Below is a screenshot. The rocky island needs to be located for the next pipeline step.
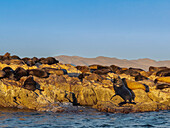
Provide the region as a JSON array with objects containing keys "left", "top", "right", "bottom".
[{"left": 0, "top": 53, "right": 169, "bottom": 113}]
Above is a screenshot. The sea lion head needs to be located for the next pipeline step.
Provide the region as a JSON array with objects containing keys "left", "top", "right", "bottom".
[{"left": 112, "top": 76, "right": 123, "bottom": 88}]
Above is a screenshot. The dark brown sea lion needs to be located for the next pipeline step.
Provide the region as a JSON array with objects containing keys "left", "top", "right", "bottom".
[
  {"left": 40, "top": 57, "right": 59, "bottom": 65},
  {"left": 2, "top": 60, "right": 11, "bottom": 65},
  {"left": 2, "top": 67, "right": 15, "bottom": 80},
  {"left": 3, "top": 52, "right": 10, "bottom": 60},
  {"left": 22, "top": 57, "right": 34, "bottom": 66},
  {"left": 85, "top": 73, "right": 103, "bottom": 82},
  {"left": 156, "top": 69, "right": 170, "bottom": 77},
  {"left": 10, "top": 55, "right": 21, "bottom": 60},
  {"left": 32, "top": 57, "right": 39, "bottom": 63},
  {"left": 0, "top": 55, "right": 4, "bottom": 61},
  {"left": 156, "top": 84, "right": 170, "bottom": 90},
  {"left": 149, "top": 66, "right": 168, "bottom": 74},
  {"left": 129, "top": 67, "right": 144, "bottom": 72},
  {"left": 27, "top": 69, "right": 48, "bottom": 78},
  {"left": 122, "top": 78, "right": 135, "bottom": 101},
  {"left": 110, "top": 65, "right": 123, "bottom": 74},
  {"left": 123, "top": 68, "right": 141, "bottom": 77},
  {"left": 15, "top": 67, "right": 28, "bottom": 81},
  {"left": 42, "top": 67, "right": 67, "bottom": 75},
  {"left": 9, "top": 59, "right": 25, "bottom": 65},
  {"left": 123, "top": 79, "right": 149, "bottom": 92},
  {"left": 110, "top": 76, "right": 134, "bottom": 105},
  {"left": 93, "top": 68, "right": 112, "bottom": 75},
  {"left": 22, "top": 57, "right": 30, "bottom": 62},
  {"left": 22, "top": 76, "right": 36, "bottom": 91},
  {"left": 76, "top": 66, "right": 90, "bottom": 73},
  {"left": 135, "top": 74, "right": 148, "bottom": 81}
]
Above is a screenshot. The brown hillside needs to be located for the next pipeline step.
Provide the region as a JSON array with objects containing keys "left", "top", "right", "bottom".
[{"left": 55, "top": 55, "right": 170, "bottom": 71}]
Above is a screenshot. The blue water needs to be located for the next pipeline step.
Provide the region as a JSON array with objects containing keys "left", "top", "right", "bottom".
[{"left": 0, "top": 106, "right": 169, "bottom": 128}]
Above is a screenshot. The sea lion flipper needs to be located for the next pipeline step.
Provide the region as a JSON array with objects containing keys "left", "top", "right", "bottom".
[{"left": 110, "top": 94, "right": 117, "bottom": 100}]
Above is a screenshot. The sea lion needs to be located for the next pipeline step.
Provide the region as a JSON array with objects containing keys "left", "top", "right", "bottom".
[
  {"left": 89, "top": 65, "right": 105, "bottom": 70},
  {"left": 9, "top": 59, "right": 25, "bottom": 65},
  {"left": 129, "top": 67, "right": 144, "bottom": 72},
  {"left": 85, "top": 73, "right": 103, "bottom": 82},
  {"left": 110, "top": 76, "right": 133, "bottom": 104},
  {"left": 42, "top": 67, "right": 67, "bottom": 75},
  {"left": 123, "top": 68, "right": 140, "bottom": 77},
  {"left": 32, "top": 57, "right": 39, "bottom": 63},
  {"left": 110, "top": 65, "right": 123, "bottom": 74},
  {"left": 10, "top": 55, "right": 21, "bottom": 60},
  {"left": 22, "top": 76, "right": 36, "bottom": 91},
  {"left": 15, "top": 67, "right": 28, "bottom": 81},
  {"left": 39, "top": 57, "right": 59, "bottom": 65},
  {"left": 27, "top": 69, "right": 48, "bottom": 78},
  {"left": 2, "top": 67, "right": 15, "bottom": 80},
  {"left": 22, "top": 57, "right": 34, "bottom": 66},
  {"left": 76, "top": 66, "right": 90, "bottom": 73},
  {"left": 124, "top": 79, "right": 149, "bottom": 92},
  {"left": 156, "top": 69, "right": 170, "bottom": 77},
  {"left": 0, "top": 55, "right": 4, "bottom": 61},
  {"left": 89, "top": 65, "right": 110, "bottom": 72},
  {"left": 123, "top": 79, "right": 149, "bottom": 92},
  {"left": 93, "top": 68, "right": 112, "bottom": 75},
  {"left": 22, "top": 57, "right": 30, "bottom": 62},
  {"left": 135, "top": 74, "right": 148, "bottom": 81},
  {"left": 3, "top": 52, "right": 10, "bottom": 60},
  {"left": 149, "top": 66, "right": 168, "bottom": 75},
  {"left": 156, "top": 84, "right": 170, "bottom": 90},
  {"left": 155, "top": 77, "right": 170, "bottom": 84},
  {"left": 122, "top": 78, "right": 135, "bottom": 101}
]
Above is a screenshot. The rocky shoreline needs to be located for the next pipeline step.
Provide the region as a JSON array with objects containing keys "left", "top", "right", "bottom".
[{"left": 0, "top": 53, "right": 169, "bottom": 113}]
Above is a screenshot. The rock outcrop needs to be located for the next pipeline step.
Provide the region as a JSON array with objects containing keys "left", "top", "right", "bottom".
[{"left": 0, "top": 53, "right": 169, "bottom": 113}]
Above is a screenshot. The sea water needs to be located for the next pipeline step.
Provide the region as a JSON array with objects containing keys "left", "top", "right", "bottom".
[{"left": 0, "top": 105, "right": 169, "bottom": 128}]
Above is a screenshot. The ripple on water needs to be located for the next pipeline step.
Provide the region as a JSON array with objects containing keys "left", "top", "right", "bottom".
[{"left": 0, "top": 107, "right": 169, "bottom": 128}]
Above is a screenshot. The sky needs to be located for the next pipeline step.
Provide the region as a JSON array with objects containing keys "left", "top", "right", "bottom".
[{"left": 0, "top": 0, "right": 170, "bottom": 60}]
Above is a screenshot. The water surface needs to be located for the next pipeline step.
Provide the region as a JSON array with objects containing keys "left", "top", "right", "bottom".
[{"left": 0, "top": 105, "right": 169, "bottom": 128}]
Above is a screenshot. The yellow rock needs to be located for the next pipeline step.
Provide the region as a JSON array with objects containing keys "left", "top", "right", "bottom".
[{"left": 156, "top": 77, "right": 170, "bottom": 83}]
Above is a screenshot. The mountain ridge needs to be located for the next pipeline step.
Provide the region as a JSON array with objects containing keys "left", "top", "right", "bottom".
[{"left": 55, "top": 55, "right": 170, "bottom": 71}]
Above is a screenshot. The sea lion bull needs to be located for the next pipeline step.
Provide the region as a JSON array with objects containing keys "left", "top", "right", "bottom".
[{"left": 110, "top": 76, "right": 133, "bottom": 105}]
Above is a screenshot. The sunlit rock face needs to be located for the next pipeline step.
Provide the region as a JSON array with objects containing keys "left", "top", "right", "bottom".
[{"left": 0, "top": 53, "right": 169, "bottom": 113}]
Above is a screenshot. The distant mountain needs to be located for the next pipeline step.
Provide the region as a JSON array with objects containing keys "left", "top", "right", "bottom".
[{"left": 55, "top": 55, "right": 170, "bottom": 71}]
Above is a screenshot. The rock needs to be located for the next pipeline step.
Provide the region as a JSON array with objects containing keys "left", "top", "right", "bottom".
[{"left": 0, "top": 53, "right": 169, "bottom": 113}]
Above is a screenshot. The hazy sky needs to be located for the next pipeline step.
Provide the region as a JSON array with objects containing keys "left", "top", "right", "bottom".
[{"left": 0, "top": 0, "right": 170, "bottom": 60}]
